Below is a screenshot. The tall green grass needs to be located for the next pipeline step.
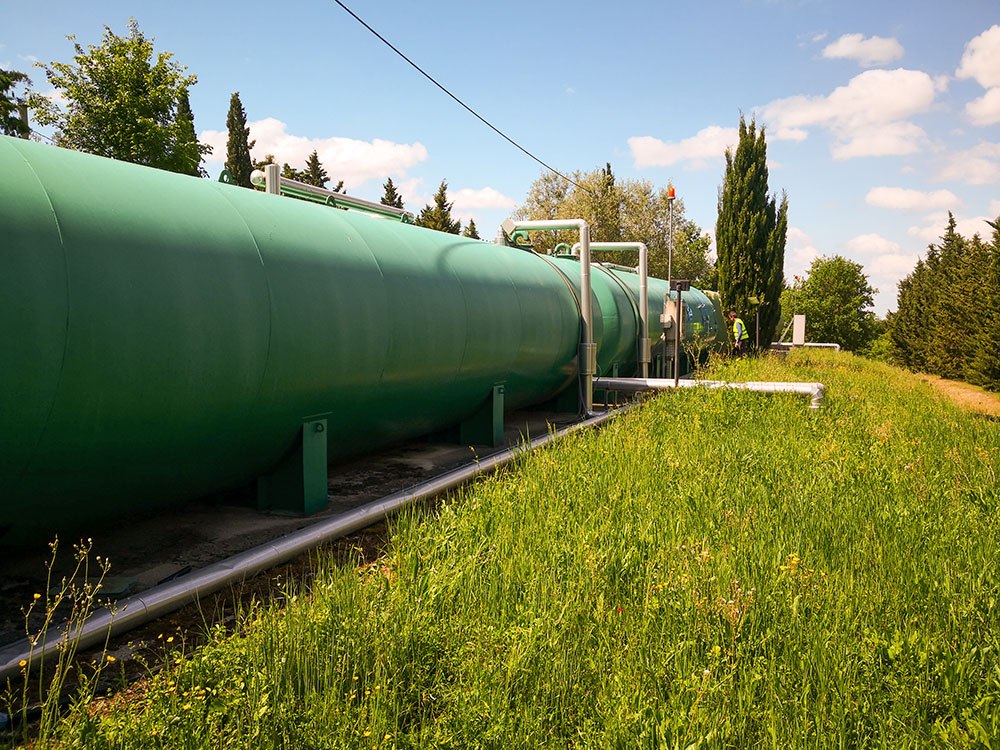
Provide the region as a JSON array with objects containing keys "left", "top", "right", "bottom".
[{"left": 22, "top": 351, "right": 1000, "bottom": 748}]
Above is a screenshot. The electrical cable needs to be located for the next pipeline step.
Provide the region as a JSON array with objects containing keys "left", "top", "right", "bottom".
[{"left": 331, "top": 0, "right": 593, "bottom": 195}]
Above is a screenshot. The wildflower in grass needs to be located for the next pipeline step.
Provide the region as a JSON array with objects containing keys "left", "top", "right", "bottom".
[
  {"left": 33, "top": 593, "right": 41, "bottom": 600},
  {"left": 106, "top": 655, "right": 116, "bottom": 663},
  {"left": 167, "top": 636, "right": 174, "bottom": 643},
  {"left": 18, "top": 660, "right": 26, "bottom": 667}
]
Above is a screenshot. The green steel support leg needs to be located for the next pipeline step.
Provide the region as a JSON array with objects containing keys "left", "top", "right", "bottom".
[
  {"left": 460, "top": 383, "right": 505, "bottom": 448},
  {"left": 257, "top": 416, "right": 329, "bottom": 515}
]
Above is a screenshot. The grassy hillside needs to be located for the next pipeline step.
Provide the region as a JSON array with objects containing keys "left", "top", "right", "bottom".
[{"left": 14, "top": 351, "right": 1000, "bottom": 748}]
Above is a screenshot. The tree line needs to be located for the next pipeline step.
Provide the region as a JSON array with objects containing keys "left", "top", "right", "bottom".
[
  {"left": 2, "top": 20, "right": 481, "bottom": 238},
  {"left": 889, "top": 215, "right": 1000, "bottom": 390}
]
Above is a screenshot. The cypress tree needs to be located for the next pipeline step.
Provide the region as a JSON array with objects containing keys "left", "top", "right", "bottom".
[
  {"left": 416, "top": 180, "right": 462, "bottom": 234},
  {"left": 381, "top": 177, "right": 405, "bottom": 208},
  {"left": 463, "top": 219, "right": 480, "bottom": 240},
  {"left": 225, "top": 92, "right": 253, "bottom": 188},
  {"left": 716, "top": 116, "right": 786, "bottom": 349},
  {"left": 170, "top": 87, "right": 206, "bottom": 177}
]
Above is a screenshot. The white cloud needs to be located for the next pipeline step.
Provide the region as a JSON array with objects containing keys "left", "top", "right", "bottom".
[
  {"left": 935, "top": 142, "right": 1000, "bottom": 185},
  {"left": 865, "top": 186, "right": 962, "bottom": 213},
  {"left": 762, "top": 68, "right": 935, "bottom": 160},
  {"left": 822, "top": 33, "right": 904, "bottom": 67},
  {"left": 934, "top": 75, "right": 950, "bottom": 93},
  {"left": 957, "top": 26, "right": 1000, "bottom": 128},
  {"left": 786, "top": 226, "right": 812, "bottom": 245},
  {"left": 449, "top": 186, "right": 517, "bottom": 222},
  {"left": 812, "top": 32, "right": 828, "bottom": 43},
  {"left": 956, "top": 25, "right": 1000, "bottom": 89},
  {"left": 199, "top": 118, "right": 428, "bottom": 189},
  {"left": 566, "top": 87, "right": 576, "bottom": 96},
  {"left": 785, "top": 245, "right": 820, "bottom": 281},
  {"left": 966, "top": 87, "right": 1000, "bottom": 126},
  {"left": 628, "top": 126, "right": 738, "bottom": 170},
  {"left": 846, "top": 233, "right": 901, "bottom": 255},
  {"left": 907, "top": 210, "right": 995, "bottom": 243}
]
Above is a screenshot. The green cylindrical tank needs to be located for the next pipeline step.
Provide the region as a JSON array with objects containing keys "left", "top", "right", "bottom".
[{"left": 0, "top": 136, "right": 583, "bottom": 540}]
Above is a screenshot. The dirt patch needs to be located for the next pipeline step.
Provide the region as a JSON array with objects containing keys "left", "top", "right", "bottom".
[{"left": 918, "top": 374, "right": 1000, "bottom": 417}]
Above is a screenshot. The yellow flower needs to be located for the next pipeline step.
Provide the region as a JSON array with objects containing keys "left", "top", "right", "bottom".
[
  {"left": 33, "top": 593, "right": 41, "bottom": 600},
  {"left": 167, "top": 636, "right": 174, "bottom": 643},
  {"left": 18, "top": 660, "right": 27, "bottom": 667},
  {"left": 106, "top": 655, "right": 116, "bottom": 663}
]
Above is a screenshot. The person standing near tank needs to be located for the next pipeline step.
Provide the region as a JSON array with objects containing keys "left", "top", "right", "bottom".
[{"left": 729, "top": 311, "right": 750, "bottom": 355}]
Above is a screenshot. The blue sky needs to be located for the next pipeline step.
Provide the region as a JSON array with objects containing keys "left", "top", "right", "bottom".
[{"left": 4, "top": 0, "right": 999, "bottom": 314}]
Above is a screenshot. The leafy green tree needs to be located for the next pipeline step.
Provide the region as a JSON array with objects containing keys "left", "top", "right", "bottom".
[
  {"left": 416, "top": 180, "right": 462, "bottom": 234},
  {"left": 782, "top": 255, "right": 877, "bottom": 352},
  {"left": 514, "top": 168, "right": 713, "bottom": 285},
  {"left": 0, "top": 68, "right": 31, "bottom": 137},
  {"left": 716, "top": 115, "right": 786, "bottom": 349},
  {"left": 381, "top": 177, "right": 405, "bottom": 208},
  {"left": 225, "top": 92, "right": 254, "bottom": 187},
  {"left": 29, "top": 20, "right": 210, "bottom": 174},
  {"left": 463, "top": 219, "right": 481, "bottom": 240}
]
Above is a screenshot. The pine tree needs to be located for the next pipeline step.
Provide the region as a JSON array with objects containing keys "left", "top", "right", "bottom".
[
  {"left": 968, "top": 218, "right": 1000, "bottom": 390},
  {"left": 463, "top": 219, "right": 480, "bottom": 240},
  {"left": 381, "top": 177, "right": 405, "bottom": 208},
  {"left": 416, "top": 180, "right": 462, "bottom": 234},
  {"left": 225, "top": 92, "right": 254, "bottom": 188},
  {"left": 170, "top": 87, "right": 207, "bottom": 177},
  {"left": 298, "top": 150, "right": 343, "bottom": 191},
  {"left": 716, "top": 116, "right": 786, "bottom": 349}
]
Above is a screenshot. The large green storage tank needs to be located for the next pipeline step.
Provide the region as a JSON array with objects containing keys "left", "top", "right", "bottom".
[{"left": 0, "top": 137, "right": 588, "bottom": 540}]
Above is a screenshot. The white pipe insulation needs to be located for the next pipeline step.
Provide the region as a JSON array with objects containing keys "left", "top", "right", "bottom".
[{"left": 594, "top": 377, "right": 827, "bottom": 410}]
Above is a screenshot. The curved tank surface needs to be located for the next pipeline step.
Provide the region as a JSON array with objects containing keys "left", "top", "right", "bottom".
[{"left": 0, "top": 135, "right": 724, "bottom": 541}]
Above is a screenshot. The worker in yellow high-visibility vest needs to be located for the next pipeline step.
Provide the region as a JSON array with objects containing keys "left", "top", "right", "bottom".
[{"left": 728, "top": 310, "right": 750, "bottom": 355}]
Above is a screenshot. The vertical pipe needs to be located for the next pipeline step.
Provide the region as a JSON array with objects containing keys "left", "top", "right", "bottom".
[
  {"left": 674, "top": 293, "right": 681, "bottom": 387},
  {"left": 638, "top": 243, "right": 649, "bottom": 378},
  {"left": 264, "top": 163, "right": 280, "bottom": 195},
  {"left": 579, "top": 223, "right": 594, "bottom": 414}
]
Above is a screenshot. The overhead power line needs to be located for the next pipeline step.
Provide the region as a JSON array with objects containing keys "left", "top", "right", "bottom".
[{"left": 331, "top": 0, "right": 592, "bottom": 195}]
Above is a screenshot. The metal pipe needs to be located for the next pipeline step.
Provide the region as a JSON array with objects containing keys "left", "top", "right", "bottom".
[
  {"left": 251, "top": 170, "right": 415, "bottom": 223},
  {"left": 595, "top": 376, "right": 826, "bottom": 410},
  {"left": 572, "top": 241, "right": 650, "bottom": 378},
  {"left": 770, "top": 342, "right": 842, "bottom": 352},
  {"left": 0, "top": 407, "right": 630, "bottom": 681},
  {"left": 501, "top": 218, "right": 594, "bottom": 414}
]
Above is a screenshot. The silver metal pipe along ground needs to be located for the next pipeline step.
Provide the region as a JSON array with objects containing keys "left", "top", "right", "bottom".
[
  {"left": 595, "top": 377, "right": 826, "bottom": 410},
  {"left": 0, "top": 408, "right": 627, "bottom": 681},
  {"left": 771, "top": 342, "right": 842, "bottom": 352}
]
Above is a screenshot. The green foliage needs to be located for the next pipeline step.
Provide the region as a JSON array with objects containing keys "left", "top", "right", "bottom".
[
  {"left": 781, "top": 255, "right": 878, "bottom": 352},
  {"left": 969, "top": 220, "right": 1000, "bottom": 390},
  {"left": 29, "top": 20, "right": 211, "bottom": 175},
  {"left": 416, "top": 180, "right": 461, "bottom": 234},
  {"left": 890, "top": 213, "right": 1000, "bottom": 389},
  {"left": 462, "top": 218, "right": 480, "bottom": 240},
  {"left": 39, "top": 352, "right": 1000, "bottom": 747},
  {"left": 0, "top": 68, "right": 31, "bottom": 137},
  {"left": 380, "top": 177, "right": 404, "bottom": 209},
  {"left": 298, "top": 149, "right": 342, "bottom": 191},
  {"left": 515, "top": 166, "right": 714, "bottom": 285},
  {"left": 172, "top": 88, "right": 205, "bottom": 177},
  {"left": 716, "top": 115, "right": 786, "bottom": 349},
  {"left": 225, "top": 92, "right": 254, "bottom": 188}
]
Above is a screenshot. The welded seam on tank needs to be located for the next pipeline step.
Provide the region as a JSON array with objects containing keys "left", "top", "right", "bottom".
[
  {"left": 9, "top": 144, "right": 72, "bottom": 490},
  {"left": 214, "top": 186, "right": 275, "bottom": 422}
]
